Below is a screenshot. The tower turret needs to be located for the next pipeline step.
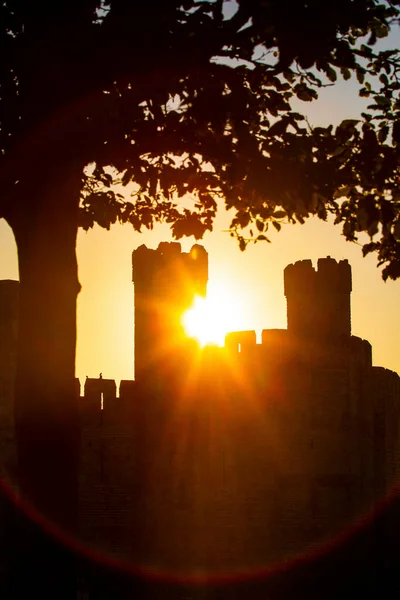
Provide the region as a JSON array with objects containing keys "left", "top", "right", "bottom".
[
  {"left": 284, "top": 257, "right": 352, "bottom": 339},
  {"left": 132, "top": 242, "right": 208, "bottom": 381}
]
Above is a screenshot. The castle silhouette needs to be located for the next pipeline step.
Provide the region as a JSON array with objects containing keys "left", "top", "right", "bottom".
[{"left": 0, "top": 242, "right": 399, "bottom": 578}]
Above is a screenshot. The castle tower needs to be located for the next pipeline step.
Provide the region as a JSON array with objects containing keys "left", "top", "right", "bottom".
[
  {"left": 284, "top": 257, "right": 352, "bottom": 339},
  {"left": 132, "top": 242, "right": 208, "bottom": 381}
]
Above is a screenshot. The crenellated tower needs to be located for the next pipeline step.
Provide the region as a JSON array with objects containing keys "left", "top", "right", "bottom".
[
  {"left": 132, "top": 242, "right": 208, "bottom": 381},
  {"left": 284, "top": 257, "right": 352, "bottom": 339}
]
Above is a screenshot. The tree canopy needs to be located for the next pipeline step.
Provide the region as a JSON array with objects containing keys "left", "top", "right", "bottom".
[{"left": 1, "top": 0, "right": 400, "bottom": 278}]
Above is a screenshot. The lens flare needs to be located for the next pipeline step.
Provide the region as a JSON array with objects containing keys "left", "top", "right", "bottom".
[{"left": 182, "top": 282, "right": 246, "bottom": 347}]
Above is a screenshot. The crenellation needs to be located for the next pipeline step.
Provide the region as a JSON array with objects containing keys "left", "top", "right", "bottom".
[
  {"left": 83, "top": 377, "right": 116, "bottom": 401},
  {"left": 284, "top": 257, "right": 352, "bottom": 339},
  {"left": 80, "top": 378, "right": 116, "bottom": 426},
  {"left": 225, "top": 330, "right": 257, "bottom": 352},
  {"left": 118, "top": 379, "right": 136, "bottom": 400},
  {"left": 316, "top": 257, "right": 352, "bottom": 294}
]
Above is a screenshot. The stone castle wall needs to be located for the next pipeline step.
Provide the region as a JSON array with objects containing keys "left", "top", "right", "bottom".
[
  {"left": 75, "top": 333, "right": 400, "bottom": 575},
  {"left": 1, "top": 254, "right": 400, "bottom": 577}
]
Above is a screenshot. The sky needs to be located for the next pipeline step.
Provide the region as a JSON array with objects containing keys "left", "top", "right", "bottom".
[{"left": 1, "top": 18, "right": 400, "bottom": 386}]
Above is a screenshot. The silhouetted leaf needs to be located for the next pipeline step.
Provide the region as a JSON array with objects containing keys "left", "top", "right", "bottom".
[
  {"left": 333, "top": 185, "right": 351, "bottom": 199},
  {"left": 325, "top": 65, "right": 337, "bottom": 82},
  {"left": 368, "top": 221, "right": 379, "bottom": 237},
  {"left": 272, "top": 221, "right": 281, "bottom": 231},
  {"left": 378, "top": 125, "right": 389, "bottom": 143},
  {"left": 341, "top": 67, "right": 351, "bottom": 81},
  {"left": 356, "top": 69, "right": 365, "bottom": 84},
  {"left": 379, "top": 74, "right": 389, "bottom": 86},
  {"left": 266, "top": 119, "right": 289, "bottom": 137},
  {"left": 295, "top": 84, "right": 318, "bottom": 102},
  {"left": 239, "top": 238, "right": 247, "bottom": 251},
  {"left": 256, "top": 219, "right": 264, "bottom": 232}
]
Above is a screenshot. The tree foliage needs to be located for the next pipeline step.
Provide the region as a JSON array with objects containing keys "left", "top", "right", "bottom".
[{"left": 1, "top": 0, "right": 400, "bottom": 281}]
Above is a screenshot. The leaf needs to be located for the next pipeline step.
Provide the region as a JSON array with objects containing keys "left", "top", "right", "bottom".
[
  {"left": 359, "top": 87, "right": 370, "bottom": 98},
  {"left": 332, "top": 145, "right": 345, "bottom": 157},
  {"left": 362, "top": 242, "right": 378, "bottom": 257},
  {"left": 356, "top": 69, "right": 365, "bottom": 84},
  {"left": 272, "top": 210, "right": 286, "bottom": 218},
  {"left": 296, "top": 87, "right": 318, "bottom": 102},
  {"left": 333, "top": 185, "right": 351, "bottom": 199},
  {"left": 339, "top": 119, "right": 359, "bottom": 129},
  {"left": 256, "top": 234, "right": 270, "bottom": 242},
  {"left": 379, "top": 73, "right": 389, "bottom": 86},
  {"left": 341, "top": 67, "right": 351, "bottom": 81},
  {"left": 343, "top": 221, "right": 354, "bottom": 238},
  {"left": 393, "top": 121, "right": 400, "bottom": 144},
  {"left": 375, "top": 95, "right": 391, "bottom": 109},
  {"left": 325, "top": 65, "right": 337, "bottom": 82},
  {"left": 378, "top": 125, "right": 389, "bottom": 143},
  {"left": 375, "top": 23, "right": 389, "bottom": 39},
  {"left": 283, "top": 70, "right": 295, "bottom": 83},
  {"left": 239, "top": 238, "right": 247, "bottom": 251},
  {"left": 290, "top": 112, "right": 305, "bottom": 121},
  {"left": 368, "top": 221, "right": 379, "bottom": 237},
  {"left": 272, "top": 221, "right": 281, "bottom": 231},
  {"left": 256, "top": 219, "right": 264, "bottom": 232},
  {"left": 266, "top": 119, "right": 289, "bottom": 137},
  {"left": 356, "top": 207, "right": 369, "bottom": 231},
  {"left": 237, "top": 212, "right": 250, "bottom": 228}
]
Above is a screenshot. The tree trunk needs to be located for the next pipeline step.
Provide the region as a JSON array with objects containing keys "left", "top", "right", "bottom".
[{"left": 9, "top": 166, "right": 82, "bottom": 599}]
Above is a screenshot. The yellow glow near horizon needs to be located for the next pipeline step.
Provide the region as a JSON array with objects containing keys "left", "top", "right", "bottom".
[{"left": 182, "top": 282, "right": 246, "bottom": 347}]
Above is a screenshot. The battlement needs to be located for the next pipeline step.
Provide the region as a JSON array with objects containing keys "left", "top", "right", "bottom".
[
  {"left": 284, "top": 257, "right": 352, "bottom": 297},
  {"left": 80, "top": 378, "right": 139, "bottom": 402},
  {"left": 284, "top": 257, "right": 352, "bottom": 339},
  {"left": 221, "top": 328, "right": 373, "bottom": 377},
  {"left": 79, "top": 378, "right": 139, "bottom": 427},
  {"left": 132, "top": 242, "right": 208, "bottom": 296}
]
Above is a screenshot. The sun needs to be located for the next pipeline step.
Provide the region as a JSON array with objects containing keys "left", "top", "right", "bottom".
[{"left": 182, "top": 281, "right": 246, "bottom": 347}]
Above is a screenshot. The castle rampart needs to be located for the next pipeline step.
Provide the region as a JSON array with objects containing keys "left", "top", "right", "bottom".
[{"left": 1, "top": 254, "right": 399, "bottom": 576}]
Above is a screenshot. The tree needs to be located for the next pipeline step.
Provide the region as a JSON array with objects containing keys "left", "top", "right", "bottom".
[{"left": 1, "top": 1, "right": 400, "bottom": 596}]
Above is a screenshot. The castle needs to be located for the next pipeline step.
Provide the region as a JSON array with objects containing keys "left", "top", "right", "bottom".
[{"left": 0, "top": 243, "right": 399, "bottom": 579}]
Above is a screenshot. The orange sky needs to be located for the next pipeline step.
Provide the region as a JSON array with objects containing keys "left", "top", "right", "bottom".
[
  {"left": 1, "top": 32, "right": 400, "bottom": 385},
  {"left": 2, "top": 204, "right": 399, "bottom": 385}
]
